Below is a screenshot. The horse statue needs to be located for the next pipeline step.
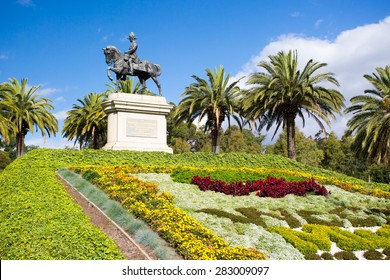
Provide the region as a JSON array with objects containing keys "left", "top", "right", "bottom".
[{"left": 103, "top": 45, "right": 162, "bottom": 96}]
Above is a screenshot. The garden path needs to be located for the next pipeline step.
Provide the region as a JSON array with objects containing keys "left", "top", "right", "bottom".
[{"left": 58, "top": 175, "right": 157, "bottom": 260}]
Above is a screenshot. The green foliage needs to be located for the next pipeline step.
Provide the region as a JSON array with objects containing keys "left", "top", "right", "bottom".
[
  {"left": 321, "top": 252, "right": 334, "bottom": 260},
  {"left": 171, "top": 166, "right": 307, "bottom": 184},
  {"left": 220, "top": 126, "right": 264, "bottom": 153},
  {"left": 174, "top": 65, "right": 242, "bottom": 153},
  {"left": 74, "top": 166, "right": 267, "bottom": 260},
  {"left": 0, "top": 150, "right": 11, "bottom": 170},
  {"left": 0, "top": 161, "right": 125, "bottom": 259},
  {"left": 333, "top": 251, "right": 358, "bottom": 260},
  {"left": 0, "top": 78, "right": 58, "bottom": 157},
  {"left": 267, "top": 224, "right": 390, "bottom": 255},
  {"left": 363, "top": 249, "right": 384, "bottom": 260},
  {"left": 383, "top": 247, "right": 390, "bottom": 256},
  {"left": 268, "top": 128, "right": 324, "bottom": 167},
  {"left": 304, "top": 254, "right": 322, "bottom": 260},
  {"left": 81, "top": 169, "right": 101, "bottom": 181},
  {"left": 267, "top": 227, "right": 319, "bottom": 255},
  {"left": 62, "top": 93, "right": 107, "bottom": 149},
  {"left": 345, "top": 65, "right": 390, "bottom": 166},
  {"left": 1, "top": 148, "right": 389, "bottom": 259},
  {"left": 241, "top": 50, "right": 344, "bottom": 160},
  {"left": 57, "top": 168, "right": 179, "bottom": 260},
  {"left": 171, "top": 138, "right": 191, "bottom": 153}
]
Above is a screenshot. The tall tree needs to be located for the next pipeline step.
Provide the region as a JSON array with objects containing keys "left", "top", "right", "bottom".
[
  {"left": 0, "top": 97, "right": 16, "bottom": 144},
  {"left": 268, "top": 128, "right": 324, "bottom": 167},
  {"left": 174, "top": 65, "right": 242, "bottom": 153},
  {"left": 0, "top": 78, "right": 58, "bottom": 157},
  {"left": 242, "top": 50, "right": 345, "bottom": 160},
  {"left": 221, "top": 125, "right": 264, "bottom": 153},
  {"left": 62, "top": 93, "right": 107, "bottom": 149},
  {"left": 105, "top": 76, "right": 155, "bottom": 95},
  {"left": 105, "top": 77, "right": 143, "bottom": 94},
  {"left": 317, "top": 131, "right": 345, "bottom": 171},
  {"left": 345, "top": 65, "right": 390, "bottom": 167}
]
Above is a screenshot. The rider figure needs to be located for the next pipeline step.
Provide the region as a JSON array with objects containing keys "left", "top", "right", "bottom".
[{"left": 124, "top": 32, "right": 141, "bottom": 75}]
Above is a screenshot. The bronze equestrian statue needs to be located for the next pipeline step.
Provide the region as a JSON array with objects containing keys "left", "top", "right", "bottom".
[{"left": 103, "top": 32, "right": 162, "bottom": 95}]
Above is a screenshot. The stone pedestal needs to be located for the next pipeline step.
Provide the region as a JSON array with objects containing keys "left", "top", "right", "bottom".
[{"left": 102, "top": 93, "right": 173, "bottom": 153}]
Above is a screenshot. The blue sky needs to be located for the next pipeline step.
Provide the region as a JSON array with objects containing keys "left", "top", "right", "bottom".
[{"left": 1, "top": 0, "right": 390, "bottom": 148}]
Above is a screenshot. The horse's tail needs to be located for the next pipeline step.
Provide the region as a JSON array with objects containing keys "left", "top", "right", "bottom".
[{"left": 154, "top": 64, "right": 162, "bottom": 76}]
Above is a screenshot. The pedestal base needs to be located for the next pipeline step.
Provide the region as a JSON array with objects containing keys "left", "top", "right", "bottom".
[{"left": 102, "top": 93, "right": 173, "bottom": 153}]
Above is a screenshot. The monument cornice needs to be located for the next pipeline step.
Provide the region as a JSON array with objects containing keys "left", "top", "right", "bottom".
[{"left": 102, "top": 93, "right": 173, "bottom": 115}]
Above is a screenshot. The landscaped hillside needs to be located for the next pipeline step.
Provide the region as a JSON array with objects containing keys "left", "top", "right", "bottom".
[{"left": 1, "top": 149, "right": 389, "bottom": 259}]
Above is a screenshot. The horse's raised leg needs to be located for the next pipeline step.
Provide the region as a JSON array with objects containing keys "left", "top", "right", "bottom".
[{"left": 115, "top": 73, "right": 123, "bottom": 92}]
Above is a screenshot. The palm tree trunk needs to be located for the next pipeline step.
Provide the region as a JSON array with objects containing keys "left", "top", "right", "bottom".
[
  {"left": 16, "top": 132, "right": 25, "bottom": 158},
  {"left": 211, "top": 127, "right": 220, "bottom": 154},
  {"left": 93, "top": 129, "right": 99, "bottom": 149},
  {"left": 286, "top": 115, "right": 296, "bottom": 160}
]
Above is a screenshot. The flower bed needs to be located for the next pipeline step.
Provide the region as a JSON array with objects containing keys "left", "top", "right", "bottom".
[
  {"left": 191, "top": 176, "right": 328, "bottom": 198},
  {"left": 2, "top": 149, "right": 389, "bottom": 260},
  {"left": 267, "top": 224, "right": 390, "bottom": 254},
  {"left": 73, "top": 166, "right": 267, "bottom": 260},
  {"left": 171, "top": 166, "right": 390, "bottom": 199}
]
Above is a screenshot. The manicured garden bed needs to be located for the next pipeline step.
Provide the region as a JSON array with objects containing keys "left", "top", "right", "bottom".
[{"left": 1, "top": 149, "right": 389, "bottom": 259}]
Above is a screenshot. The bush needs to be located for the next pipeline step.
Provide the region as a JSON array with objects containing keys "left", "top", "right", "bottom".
[
  {"left": 363, "top": 249, "right": 384, "bottom": 260},
  {"left": 191, "top": 175, "right": 328, "bottom": 198},
  {"left": 334, "top": 251, "right": 358, "bottom": 260},
  {"left": 383, "top": 247, "right": 390, "bottom": 256},
  {"left": 321, "top": 252, "right": 334, "bottom": 260},
  {"left": 305, "top": 254, "right": 322, "bottom": 260}
]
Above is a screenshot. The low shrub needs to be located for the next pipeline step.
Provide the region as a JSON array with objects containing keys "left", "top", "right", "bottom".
[
  {"left": 267, "top": 227, "right": 320, "bottom": 255},
  {"left": 363, "top": 249, "right": 384, "bottom": 260},
  {"left": 321, "top": 252, "right": 334, "bottom": 260},
  {"left": 333, "top": 251, "right": 358, "bottom": 260},
  {"left": 191, "top": 176, "right": 328, "bottom": 198},
  {"left": 383, "top": 247, "right": 390, "bottom": 256},
  {"left": 268, "top": 224, "right": 390, "bottom": 255},
  {"left": 304, "top": 254, "right": 322, "bottom": 260}
]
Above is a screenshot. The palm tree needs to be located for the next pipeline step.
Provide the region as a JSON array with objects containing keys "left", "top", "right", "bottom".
[
  {"left": 345, "top": 65, "right": 390, "bottom": 166},
  {"left": 105, "top": 77, "right": 143, "bottom": 94},
  {"left": 62, "top": 93, "right": 107, "bottom": 149},
  {"left": 241, "top": 50, "right": 345, "bottom": 160},
  {"left": 105, "top": 77, "right": 155, "bottom": 95},
  {"left": 0, "top": 89, "right": 16, "bottom": 144},
  {"left": 174, "top": 65, "right": 242, "bottom": 153},
  {"left": 1, "top": 78, "right": 58, "bottom": 157}
]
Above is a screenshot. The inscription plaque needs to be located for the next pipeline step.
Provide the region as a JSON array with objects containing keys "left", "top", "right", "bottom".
[{"left": 126, "top": 118, "right": 157, "bottom": 138}]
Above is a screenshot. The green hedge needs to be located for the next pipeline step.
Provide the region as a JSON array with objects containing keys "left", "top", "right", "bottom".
[
  {"left": 267, "top": 224, "right": 390, "bottom": 254},
  {"left": 0, "top": 159, "right": 125, "bottom": 259}
]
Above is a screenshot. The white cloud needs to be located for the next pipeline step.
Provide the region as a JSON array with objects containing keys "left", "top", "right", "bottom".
[
  {"left": 17, "top": 0, "right": 34, "bottom": 7},
  {"left": 55, "top": 96, "right": 65, "bottom": 102},
  {"left": 233, "top": 16, "right": 390, "bottom": 143},
  {"left": 36, "top": 87, "right": 57, "bottom": 96},
  {"left": 291, "top": 12, "right": 301, "bottom": 17},
  {"left": 53, "top": 110, "right": 68, "bottom": 120}
]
